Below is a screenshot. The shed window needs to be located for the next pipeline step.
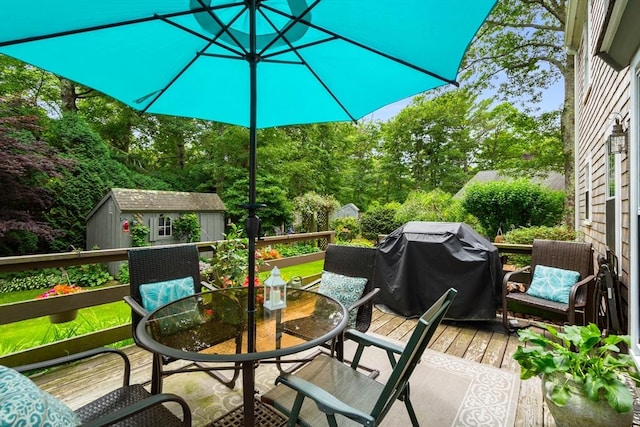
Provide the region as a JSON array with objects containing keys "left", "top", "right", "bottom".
[{"left": 158, "top": 214, "right": 172, "bottom": 237}]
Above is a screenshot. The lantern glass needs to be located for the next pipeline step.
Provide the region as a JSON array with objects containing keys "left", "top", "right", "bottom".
[
  {"left": 608, "top": 120, "right": 628, "bottom": 154},
  {"left": 263, "top": 266, "right": 287, "bottom": 310}
]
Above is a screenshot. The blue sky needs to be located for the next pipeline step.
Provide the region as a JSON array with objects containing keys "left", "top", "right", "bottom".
[{"left": 363, "top": 79, "right": 564, "bottom": 122}]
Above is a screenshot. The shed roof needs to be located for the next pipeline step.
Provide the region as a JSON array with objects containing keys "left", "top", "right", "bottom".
[{"left": 87, "top": 188, "right": 225, "bottom": 219}]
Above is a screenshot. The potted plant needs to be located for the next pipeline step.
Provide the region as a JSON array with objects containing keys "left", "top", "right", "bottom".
[
  {"left": 514, "top": 323, "right": 640, "bottom": 427},
  {"left": 37, "top": 284, "right": 83, "bottom": 323}
]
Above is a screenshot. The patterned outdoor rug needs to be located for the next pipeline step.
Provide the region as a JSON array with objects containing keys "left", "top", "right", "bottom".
[{"left": 161, "top": 340, "right": 520, "bottom": 427}]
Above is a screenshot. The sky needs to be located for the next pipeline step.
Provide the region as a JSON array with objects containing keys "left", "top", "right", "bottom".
[{"left": 363, "top": 78, "right": 565, "bottom": 122}]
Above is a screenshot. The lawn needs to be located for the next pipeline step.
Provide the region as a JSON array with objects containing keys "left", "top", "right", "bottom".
[{"left": 1, "top": 261, "right": 324, "bottom": 356}]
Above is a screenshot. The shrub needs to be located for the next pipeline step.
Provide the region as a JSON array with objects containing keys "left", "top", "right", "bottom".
[
  {"left": 360, "top": 202, "right": 402, "bottom": 240},
  {"left": 462, "top": 179, "right": 564, "bottom": 238},
  {"left": 173, "top": 213, "right": 201, "bottom": 242},
  {"left": 330, "top": 217, "right": 361, "bottom": 242},
  {"left": 0, "top": 273, "right": 62, "bottom": 293},
  {"left": 67, "top": 263, "right": 113, "bottom": 288},
  {"left": 503, "top": 225, "right": 578, "bottom": 266},
  {"left": 394, "top": 189, "right": 483, "bottom": 233},
  {"left": 118, "top": 263, "right": 130, "bottom": 284}
]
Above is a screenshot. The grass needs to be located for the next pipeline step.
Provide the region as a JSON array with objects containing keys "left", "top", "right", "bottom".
[{"left": 1, "top": 261, "right": 324, "bottom": 356}]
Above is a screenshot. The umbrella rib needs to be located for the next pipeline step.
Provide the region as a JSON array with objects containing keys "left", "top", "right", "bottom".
[
  {"left": 261, "top": 36, "right": 338, "bottom": 60},
  {"left": 158, "top": 14, "right": 245, "bottom": 59},
  {"left": 0, "top": 7, "right": 231, "bottom": 48},
  {"left": 194, "top": 0, "right": 249, "bottom": 55},
  {"left": 257, "top": 0, "right": 321, "bottom": 57},
  {"left": 138, "top": 43, "right": 214, "bottom": 113},
  {"left": 269, "top": 29, "right": 357, "bottom": 123},
  {"left": 263, "top": 8, "right": 459, "bottom": 87}
]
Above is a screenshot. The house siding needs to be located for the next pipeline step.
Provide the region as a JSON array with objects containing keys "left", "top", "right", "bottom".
[{"left": 571, "top": 0, "right": 632, "bottom": 330}]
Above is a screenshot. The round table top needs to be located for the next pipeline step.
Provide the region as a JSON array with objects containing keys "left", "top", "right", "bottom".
[{"left": 135, "top": 287, "right": 348, "bottom": 363}]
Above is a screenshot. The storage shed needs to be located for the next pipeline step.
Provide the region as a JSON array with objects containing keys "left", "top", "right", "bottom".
[{"left": 86, "top": 188, "right": 226, "bottom": 275}]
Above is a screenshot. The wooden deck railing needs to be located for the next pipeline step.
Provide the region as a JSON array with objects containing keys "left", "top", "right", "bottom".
[
  {"left": 0, "top": 234, "right": 531, "bottom": 367},
  {"left": 0, "top": 231, "right": 335, "bottom": 367}
]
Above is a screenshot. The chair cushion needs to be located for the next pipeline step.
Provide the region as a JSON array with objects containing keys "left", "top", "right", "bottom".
[
  {"left": 0, "top": 365, "right": 80, "bottom": 426},
  {"left": 318, "top": 271, "right": 368, "bottom": 327},
  {"left": 526, "top": 265, "right": 580, "bottom": 304},
  {"left": 140, "top": 276, "right": 195, "bottom": 312}
]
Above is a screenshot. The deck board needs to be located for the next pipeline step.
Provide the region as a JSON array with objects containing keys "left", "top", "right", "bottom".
[{"left": 25, "top": 308, "right": 631, "bottom": 426}]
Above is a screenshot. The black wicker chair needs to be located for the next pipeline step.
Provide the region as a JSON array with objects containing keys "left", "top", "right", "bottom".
[
  {"left": 280, "top": 244, "right": 379, "bottom": 364},
  {"left": 125, "top": 244, "right": 241, "bottom": 393},
  {"left": 502, "top": 239, "right": 596, "bottom": 333},
  {"left": 14, "top": 347, "right": 191, "bottom": 426}
]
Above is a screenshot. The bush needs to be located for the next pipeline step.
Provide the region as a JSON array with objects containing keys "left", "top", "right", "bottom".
[
  {"left": 173, "top": 213, "right": 201, "bottom": 242},
  {"left": 462, "top": 179, "right": 564, "bottom": 238},
  {"left": 360, "top": 202, "right": 402, "bottom": 240},
  {"left": 118, "top": 263, "right": 130, "bottom": 284},
  {"left": 503, "top": 225, "right": 578, "bottom": 266},
  {"left": 330, "top": 217, "right": 361, "bottom": 242},
  {"left": 504, "top": 225, "right": 577, "bottom": 245},
  {"left": 0, "top": 273, "right": 62, "bottom": 293},
  {"left": 66, "top": 263, "right": 113, "bottom": 288},
  {"left": 394, "top": 189, "right": 483, "bottom": 233}
]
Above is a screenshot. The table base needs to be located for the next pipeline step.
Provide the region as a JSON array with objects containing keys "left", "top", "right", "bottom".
[{"left": 207, "top": 400, "right": 286, "bottom": 427}]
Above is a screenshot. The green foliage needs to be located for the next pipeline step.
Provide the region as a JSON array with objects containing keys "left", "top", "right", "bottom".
[
  {"left": 293, "top": 192, "right": 340, "bottom": 233},
  {"left": 462, "top": 180, "right": 564, "bottom": 238},
  {"left": 272, "top": 242, "right": 321, "bottom": 258},
  {"left": 209, "top": 223, "right": 252, "bottom": 288},
  {"left": 360, "top": 202, "right": 402, "bottom": 240},
  {"left": 504, "top": 225, "right": 577, "bottom": 245},
  {"left": 394, "top": 189, "right": 483, "bottom": 233},
  {"left": 0, "top": 273, "right": 62, "bottom": 293},
  {"left": 117, "top": 263, "right": 130, "bottom": 284},
  {"left": 330, "top": 217, "right": 361, "bottom": 242},
  {"left": 130, "top": 214, "right": 150, "bottom": 247},
  {"left": 173, "top": 213, "right": 201, "bottom": 242},
  {"left": 42, "top": 113, "right": 171, "bottom": 252},
  {"left": 503, "top": 225, "right": 578, "bottom": 266},
  {"left": 514, "top": 324, "right": 640, "bottom": 413},
  {"left": 67, "top": 264, "right": 112, "bottom": 288}
]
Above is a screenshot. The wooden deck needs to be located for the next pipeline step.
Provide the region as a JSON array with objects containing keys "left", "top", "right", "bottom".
[{"left": 27, "top": 308, "right": 637, "bottom": 427}]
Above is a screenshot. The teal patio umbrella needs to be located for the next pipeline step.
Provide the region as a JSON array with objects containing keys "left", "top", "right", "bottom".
[{"left": 0, "top": 0, "right": 495, "bottom": 422}]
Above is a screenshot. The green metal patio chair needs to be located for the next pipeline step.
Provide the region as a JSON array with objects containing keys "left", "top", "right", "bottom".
[{"left": 262, "top": 288, "right": 457, "bottom": 427}]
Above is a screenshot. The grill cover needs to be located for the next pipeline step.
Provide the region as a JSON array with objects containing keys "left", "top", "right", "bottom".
[{"left": 375, "top": 221, "right": 502, "bottom": 320}]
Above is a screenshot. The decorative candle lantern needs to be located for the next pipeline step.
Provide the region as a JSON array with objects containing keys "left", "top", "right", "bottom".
[{"left": 263, "top": 266, "right": 287, "bottom": 310}]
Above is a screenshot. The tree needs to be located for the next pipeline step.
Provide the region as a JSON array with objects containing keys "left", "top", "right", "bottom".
[
  {"left": 381, "top": 89, "right": 482, "bottom": 197},
  {"left": 0, "top": 99, "right": 73, "bottom": 255},
  {"left": 463, "top": 0, "right": 573, "bottom": 225}
]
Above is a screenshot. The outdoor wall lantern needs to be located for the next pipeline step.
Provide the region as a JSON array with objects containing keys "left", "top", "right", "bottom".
[
  {"left": 263, "top": 266, "right": 287, "bottom": 310},
  {"left": 608, "top": 117, "right": 628, "bottom": 155}
]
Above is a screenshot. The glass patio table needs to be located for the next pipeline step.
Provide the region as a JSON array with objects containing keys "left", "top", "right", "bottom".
[{"left": 135, "top": 287, "right": 348, "bottom": 427}]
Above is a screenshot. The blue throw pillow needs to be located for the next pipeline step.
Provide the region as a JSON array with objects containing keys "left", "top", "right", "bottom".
[
  {"left": 318, "top": 271, "right": 368, "bottom": 327},
  {"left": 140, "top": 276, "right": 195, "bottom": 312},
  {"left": 526, "top": 265, "right": 580, "bottom": 304},
  {"left": 0, "top": 365, "right": 80, "bottom": 426}
]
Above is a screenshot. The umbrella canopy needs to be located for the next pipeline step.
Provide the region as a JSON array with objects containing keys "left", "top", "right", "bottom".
[
  {"left": 0, "top": 3, "right": 496, "bottom": 423},
  {"left": 0, "top": 1, "right": 495, "bottom": 128}
]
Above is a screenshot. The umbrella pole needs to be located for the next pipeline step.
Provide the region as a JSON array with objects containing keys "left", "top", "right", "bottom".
[{"left": 243, "top": 2, "right": 259, "bottom": 426}]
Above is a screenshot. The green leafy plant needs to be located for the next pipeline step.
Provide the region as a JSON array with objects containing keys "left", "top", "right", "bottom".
[
  {"left": 130, "top": 214, "right": 150, "bottom": 247},
  {"left": 514, "top": 323, "right": 640, "bottom": 414},
  {"left": 330, "top": 217, "right": 361, "bottom": 242},
  {"left": 462, "top": 179, "right": 564, "bottom": 238},
  {"left": 67, "top": 263, "right": 112, "bottom": 287},
  {"left": 173, "top": 212, "right": 201, "bottom": 242}
]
